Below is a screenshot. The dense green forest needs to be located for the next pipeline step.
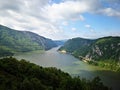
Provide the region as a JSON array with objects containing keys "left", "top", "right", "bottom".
[
  {"left": 0, "top": 57, "right": 110, "bottom": 90},
  {"left": 59, "top": 38, "right": 93, "bottom": 53},
  {"left": 87, "top": 36, "right": 120, "bottom": 61},
  {"left": 0, "top": 25, "right": 57, "bottom": 57},
  {"left": 59, "top": 36, "right": 120, "bottom": 72}
]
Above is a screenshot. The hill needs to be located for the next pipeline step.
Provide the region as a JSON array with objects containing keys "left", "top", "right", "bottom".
[
  {"left": 59, "top": 37, "right": 120, "bottom": 71},
  {"left": 54, "top": 40, "right": 67, "bottom": 46},
  {"left": 59, "top": 37, "right": 94, "bottom": 55},
  {"left": 59, "top": 36, "right": 120, "bottom": 61},
  {"left": 85, "top": 36, "right": 120, "bottom": 61},
  {"left": 0, "top": 57, "right": 110, "bottom": 90},
  {"left": 0, "top": 25, "right": 57, "bottom": 57}
]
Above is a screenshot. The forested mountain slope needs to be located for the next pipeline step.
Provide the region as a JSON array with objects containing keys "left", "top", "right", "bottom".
[
  {"left": 0, "top": 25, "right": 57, "bottom": 57},
  {"left": 59, "top": 38, "right": 94, "bottom": 54},
  {"left": 85, "top": 36, "right": 120, "bottom": 61},
  {"left": 59, "top": 37, "right": 120, "bottom": 61},
  {"left": 59, "top": 36, "right": 120, "bottom": 71}
]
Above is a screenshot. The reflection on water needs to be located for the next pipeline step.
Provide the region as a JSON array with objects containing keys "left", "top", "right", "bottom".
[{"left": 14, "top": 47, "right": 120, "bottom": 90}]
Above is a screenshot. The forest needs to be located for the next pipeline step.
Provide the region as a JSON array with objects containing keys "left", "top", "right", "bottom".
[{"left": 0, "top": 57, "right": 110, "bottom": 90}]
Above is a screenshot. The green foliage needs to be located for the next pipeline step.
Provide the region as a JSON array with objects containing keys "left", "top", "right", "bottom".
[
  {"left": 59, "top": 36, "right": 120, "bottom": 61},
  {"left": 0, "top": 46, "right": 14, "bottom": 57},
  {"left": 89, "top": 36, "right": 120, "bottom": 61},
  {"left": 97, "top": 60, "right": 120, "bottom": 72},
  {"left": 0, "top": 57, "right": 110, "bottom": 90},
  {"left": 0, "top": 25, "right": 57, "bottom": 57},
  {"left": 59, "top": 37, "right": 93, "bottom": 54},
  {"left": 59, "top": 36, "right": 120, "bottom": 72}
]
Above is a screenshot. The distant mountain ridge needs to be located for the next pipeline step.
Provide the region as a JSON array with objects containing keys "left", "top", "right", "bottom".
[
  {"left": 59, "top": 36, "right": 120, "bottom": 61},
  {"left": 59, "top": 38, "right": 94, "bottom": 53},
  {"left": 54, "top": 40, "right": 67, "bottom": 46},
  {"left": 0, "top": 25, "right": 57, "bottom": 57}
]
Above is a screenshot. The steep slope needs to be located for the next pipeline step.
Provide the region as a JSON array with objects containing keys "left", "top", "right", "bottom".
[
  {"left": 59, "top": 36, "right": 120, "bottom": 71},
  {"left": 0, "top": 25, "right": 57, "bottom": 56},
  {"left": 59, "top": 37, "right": 94, "bottom": 55},
  {"left": 59, "top": 36, "right": 120, "bottom": 61},
  {"left": 85, "top": 36, "right": 120, "bottom": 61},
  {"left": 22, "top": 31, "right": 57, "bottom": 50}
]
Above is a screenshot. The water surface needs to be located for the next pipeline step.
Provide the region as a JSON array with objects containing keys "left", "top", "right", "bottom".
[{"left": 14, "top": 47, "right": 120, "bottom": 90}]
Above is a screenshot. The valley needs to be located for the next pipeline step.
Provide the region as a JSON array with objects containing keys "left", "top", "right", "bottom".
[
  {"left": 0, "top": 25, "right": 57, "bottom": 57},
  {"left": 59, "top": 37, "right": 120, "bottom": 72},
  {"left": 0, "top": 25, "right": 120, "bottom": 90},
  {"left": 0, "top": 0, "right": 120, "bottom": 90},
  {"left": 14, "top": 47, "right": 120, "bottom": 90}
]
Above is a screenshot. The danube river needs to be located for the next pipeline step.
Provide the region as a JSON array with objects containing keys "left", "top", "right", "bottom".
[{"left": 14, "top": 47, "right": 120, "bottom": 90}]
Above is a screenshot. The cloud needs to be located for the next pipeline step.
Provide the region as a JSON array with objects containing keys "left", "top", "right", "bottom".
[
  {"left": 72, "top": 28, "right": 76, "bottom": 31},
  {"left": 0, "top": 0, "right": 22, "bottom": 11},
  {"left": 85, "top": 25, "right": 91, "bottom": 28},
  {"left": 62, "top": 21, "right": 68, "bottom": 26},
  {"left": 0, "top": 0, "right": 120, "bottom": 40},
  {"left": 42, "top": 0, "right": 99, "bottom": 22},
  {"left": 85, "top": 24, "right": 95, "bottom": 32},
  {"left": 97, "top": 8, "right": 120, "bottom": 17}
]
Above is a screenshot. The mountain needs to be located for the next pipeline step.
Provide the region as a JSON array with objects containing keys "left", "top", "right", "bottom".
[
  {"left": 85, "top": 36, "right": 120, "bottom": 61},
  {"left": 59, "top": 36, "right": 120, "bottom": 71},
  {"left": 59, "top": 37, "right": 120, "bottom": 61},
  {"left": 0, "top": 25, "right": 57, "bottom": 57},
  {"left": 54, "top": 40, "right": 67, "bottom": 46},
  {"left": 0, "top": 57, "right": 109, "bottom": 90},
  {"left": 58, "top": 37, "right": 94, "bottom": 55}
]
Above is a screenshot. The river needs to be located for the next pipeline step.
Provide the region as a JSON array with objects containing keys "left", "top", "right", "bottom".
[{"left": 14, "top": 47, "right": 120, "bottom": 90}]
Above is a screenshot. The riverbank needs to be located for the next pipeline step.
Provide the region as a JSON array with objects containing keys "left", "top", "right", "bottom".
[
  {"left": 0, "top": 57, "right": 111, "bottom": 90},
  {"left": 76, "top": 55, "right": 120, "bottom": 73},
  {"left": 86, "top": 60, "right": 120, "bottom": 72},
  {"left": 58, "top": 49, "right": 120, "bottom": 73},
  {"left": 59, "top": 50, "right": 67, "bottom": 54},
  {"left": 13, "top": 47, "right": 120, "bottom": 90}
]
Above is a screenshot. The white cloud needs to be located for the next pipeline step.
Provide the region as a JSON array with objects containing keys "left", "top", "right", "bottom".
[
  {"left": 85, "top": 24, "right": 91, "bottom": 28},
  {"left": 0, "top": 0, "right": 120, "bottom": 40},
  {"left": 42, "top": 0, "right": 98, "bottom": 22},
  {"left": 72, "top": 28, "right": 77, "bottom": 31},
  {"left": 98, "top": 8, "right": 120, "bottom": 17},
  {"left": 62, "top": 21, "right": 68, "bottom": 26},
  {"left": 85, "top": 24, "right": 95, "bottom": 32}
]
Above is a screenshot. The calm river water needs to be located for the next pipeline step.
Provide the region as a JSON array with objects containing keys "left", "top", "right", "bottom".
[{"left": 14, "top": 47, "right": 120, "bottom": 90}]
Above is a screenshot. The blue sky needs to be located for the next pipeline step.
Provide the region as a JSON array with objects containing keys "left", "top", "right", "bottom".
[{"left": 0, "top": 0, "right": 120, "bottom": 40}]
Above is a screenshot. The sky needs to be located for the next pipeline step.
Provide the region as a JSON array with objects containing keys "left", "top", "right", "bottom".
[{"left": 0, "top": 0, "right": 120, "bottom": 40}]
